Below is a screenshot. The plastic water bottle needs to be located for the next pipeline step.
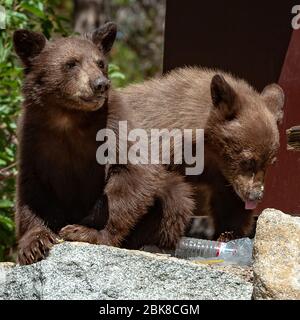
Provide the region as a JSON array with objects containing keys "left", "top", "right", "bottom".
[{"left": 175, "top": 237, "right": 253, "bottom": 265}]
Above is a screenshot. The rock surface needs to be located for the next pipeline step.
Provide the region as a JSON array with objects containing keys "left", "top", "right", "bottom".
[
  {"left": 0, "top": 242, "right": 252, "bottom": 300},
  {"left": 252, "top": 208, "right": 300, "bottom": 300},
  {"left": 0, "top": 262, "right": 15, "bottom": 298}
]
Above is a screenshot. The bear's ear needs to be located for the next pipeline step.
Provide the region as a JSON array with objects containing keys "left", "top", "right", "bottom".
[
  {"left": 211, "top": 74, "right": 238, "bottom": 120},
  {"left": 261, "top": 84, "right": 285, "bottom": 123},
  {"left": 87, "top": 22, "right": 117, "bottom": 54},
  {"left": 13, "top": 30, "right": 46, "bottom": 67}
]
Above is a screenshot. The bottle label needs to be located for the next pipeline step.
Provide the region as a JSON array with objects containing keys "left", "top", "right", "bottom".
[{"left": 216, "top": 242, "right": 225, "bottom": 257}]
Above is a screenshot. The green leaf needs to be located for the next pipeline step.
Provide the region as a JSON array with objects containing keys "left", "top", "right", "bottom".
[
  {"left": 4, "top": 0, "right": 14, "bottom": 8},
  {"left": 109, "top": 63, "right": 121, "bottom": 72},
  {"left": 0, "top": 199, "right": 13, "bottom": 208},
  {"left": 110, "top": 71, "right": 126, "bottom": 80},
  {"left": 20, "top": 2, "right": 46, "bottom": 19},
  {"left": 9, "top": 11, "right": 28, "bottom": 22},
  {"left": 0, "top": 215, "right": 14, "bottom": 232}
]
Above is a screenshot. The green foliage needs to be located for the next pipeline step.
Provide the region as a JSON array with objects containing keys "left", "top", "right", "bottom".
[
  {"left": 110, "top": 42, "right": 144, "bottom": 87},
  {"left": 109, "top": 63, "right": 126, "bottom": 87},
  {"left": 0, "top": 0, "right": 71, "bottom": 261}
]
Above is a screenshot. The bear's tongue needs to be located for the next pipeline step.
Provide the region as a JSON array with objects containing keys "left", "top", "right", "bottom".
[{"left": 245, "top": 200, "right": 258, "bottom": 210}]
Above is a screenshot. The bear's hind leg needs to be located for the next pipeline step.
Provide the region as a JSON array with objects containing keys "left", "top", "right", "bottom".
[{"left": 157, "top": 173, "right": 195, "bottom": 249}]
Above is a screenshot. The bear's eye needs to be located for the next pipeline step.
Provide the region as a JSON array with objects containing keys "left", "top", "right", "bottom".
[
  {"left": 97, "top": 60, "right": 105, "bottom": 69},
  {"left": 66, "top": 59, "right": 79, "bottom": 69},
  {"left": 240, "top": 159, "right": 256, "bottom": 172},
  {"left": 271, "top": 157, "right": 277, "bottom": 165}
]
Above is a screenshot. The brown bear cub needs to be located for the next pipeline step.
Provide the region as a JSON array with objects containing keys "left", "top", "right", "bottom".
[
  {"left": 120, "top": 68, "right": 285, "bottom": 238},
  {"left": 13, "top": 23, "right": 117, "bottom": 265},
  {"left": 14, "top": 24, "right": 194, "bottom": 265}
]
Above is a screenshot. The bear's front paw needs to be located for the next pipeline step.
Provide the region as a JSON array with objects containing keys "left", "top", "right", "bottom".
[
  {"left": 18, "top": 230, "right": 59, "bottom": 265},
  {"left": 59, "top": 224, "right": 105, "bottom": 245}
]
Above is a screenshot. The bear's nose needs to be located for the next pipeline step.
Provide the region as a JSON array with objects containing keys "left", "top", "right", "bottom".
[
  {"left": 92, "top": 77, "right": 110, "bottom": 94},
  {"left": 248, "top": 188, "right": 264, "bottom": 201}
]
